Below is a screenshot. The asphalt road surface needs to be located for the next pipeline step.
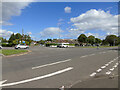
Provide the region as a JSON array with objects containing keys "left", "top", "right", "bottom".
[{"left": 1, "top": 46, "right": 119, "bottom": 88}]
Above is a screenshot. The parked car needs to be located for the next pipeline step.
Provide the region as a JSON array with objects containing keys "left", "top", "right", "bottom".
[
  {"left": 15, "top": 44, "right": 29, "bottom": 49},
  {"left": 0, "top": 46, "right": 2, "bottom": 49},
  {"left": 58, "top": 43, "right": 69, "bottom": 48}
]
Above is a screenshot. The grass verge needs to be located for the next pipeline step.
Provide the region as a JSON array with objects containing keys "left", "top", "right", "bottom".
[{"left": 0, "top": 49, "right": 28, "bottom": 56}]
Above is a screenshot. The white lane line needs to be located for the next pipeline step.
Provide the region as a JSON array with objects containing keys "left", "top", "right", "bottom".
[
  {"left": 0, "top": 67, "right": 73, "bottom": 87},
  {"left": 89, "top": 54, "right": 95, "bottom": 56},
  {"left": 32, "top": 59, "right": 71, "bottom": 69},
  {"left": 80, "top": 55, "right": 88, "bottom": 58},
  {"left": 106, "top": 71, "right": 111, "bottom": 75},
  {"left": 96, "top": 69, "right": 102, "bottom": 73},
  {"left": 90, "top": 72, "right": 96, "bottom": 77},
  {"left": 0, "top": 80, "right": 7, "bottom": 85}
]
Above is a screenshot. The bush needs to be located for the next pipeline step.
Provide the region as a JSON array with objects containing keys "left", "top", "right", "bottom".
[
  {"left": 2, "top": 43, "right": 14, "bottom": 47},
  {"left": 45, "top": 43, "right": 59, "bottom": 47}
]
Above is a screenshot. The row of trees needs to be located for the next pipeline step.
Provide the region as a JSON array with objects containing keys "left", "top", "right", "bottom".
[
  {"left": 1, "top": 33, "right": 32, "bottom": 46},
  {"left": 77, "top": 34, "right": 120, "bottom": 46}
]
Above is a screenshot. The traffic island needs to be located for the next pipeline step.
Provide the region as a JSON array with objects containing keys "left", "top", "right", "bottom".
[{"left": 0, "top": 49, "right": 32, "bottom": 57}]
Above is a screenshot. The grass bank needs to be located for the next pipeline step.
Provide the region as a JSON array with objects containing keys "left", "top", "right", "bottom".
[{"left": 0, "top": 49, "right": 28, "bottom": 56}]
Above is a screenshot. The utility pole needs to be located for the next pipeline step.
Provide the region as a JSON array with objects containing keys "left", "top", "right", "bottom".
[{"left": 21, "top": 28, "right": 24, "bottom": 44}]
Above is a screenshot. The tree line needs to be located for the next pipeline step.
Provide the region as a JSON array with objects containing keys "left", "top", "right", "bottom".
[
  {"left": 77, "top": 34, "right": 120, "bottom": 46},
  {"left": 1, "top": 33, "right": 32, "bottom": 46},
  {"left": 1, "top": 33, "right": 120, "bottom": 47}
]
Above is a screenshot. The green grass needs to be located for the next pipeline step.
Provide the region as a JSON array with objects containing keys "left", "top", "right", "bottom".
[{"left": 1, "top": 49, "right": 28, "bottom": 56}]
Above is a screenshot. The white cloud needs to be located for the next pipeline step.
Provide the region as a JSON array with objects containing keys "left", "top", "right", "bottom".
[
  {"left": 1, "top": 0, "right": 34, "bottom": 25},
  {"left": 40, "top": 27, "right": 63, "bottom": 38},
  {"left": 64, "top": 6, "right": 71, "bottom": 13},
  {"left": 85, "top": 33, "right": 105, "bottom": 39},
  {"left": 70, "top": 9, "right": 118, "bottom": 35},
  {"left": 0, "top": 29, "right": 13, "bottom": 38}
]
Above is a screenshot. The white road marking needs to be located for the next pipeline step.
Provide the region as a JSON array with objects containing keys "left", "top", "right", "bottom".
[
  {"left": 105, "top": 64, "right": 109, "bottom": 66},
  {"left": 89, "top": 54, "right": 95, "bottom": 56},
  {"left": 90, "top": 72, "right": 96, "bottom": 77},
  {"left": 109, "top": 68, "right": 115, "bottom": 71},
  {"left": 113, "top": 65, "right": 118, "bottom": 68},
  {"left": 96, "top": 69, "right": 102, "bottom": 73},
  {"left": 0, "top": 67, "right": 73, "bottom": 87},
  {"left": 0, "top": 80, "right": 7, "bottom": 85},
  {"left": 106, "top": 71, "right": 111, "bottom": 75},
  {"left": 32, "top": 59, "right": 71, "bottom": 69},
  {"left": 101, "top": 66, "right": 106, "bottom": 69},
  {"left": 80, "top": 55, "right": 88, "bottom": 58}
]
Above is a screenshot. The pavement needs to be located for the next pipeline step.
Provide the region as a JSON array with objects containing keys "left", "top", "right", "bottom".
[{"left": 1, "top": 46, "right": 119, "bottom": 88}]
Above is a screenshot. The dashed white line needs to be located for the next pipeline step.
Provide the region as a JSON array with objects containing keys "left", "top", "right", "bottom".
[
  {"left": 90, "top": 72, "right": 96, "bottom": 77},
  {"left": 109, "top": 68, "right": 115, "bottom": 71},
  {"left": 106, "top": 71, "right": 111, "bottom": 75},
  {"left": 32, "top": 59, "right": 71, "bottom": 69},
  {"left": 105, "top": 64, "right": 109, "bottom": 66},
  {"left": 101, "top": 66, "right": 106, "bottom": 69},
  {"left": 0, "top": 67, "right": 73, "bottom": 87},
  {"left": 89, "top": 54, "right": 95, "bottom": 56},
  {"left": 80, "top": 55, "right": 88, "bottom": 58},
  {"left": 96, "top": 69, "right": 102, "bottom": 73}
]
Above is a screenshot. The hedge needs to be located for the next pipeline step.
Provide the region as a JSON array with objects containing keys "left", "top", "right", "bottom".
[{"left": 2, "top": 43, "right": 14, "bottom": 47}]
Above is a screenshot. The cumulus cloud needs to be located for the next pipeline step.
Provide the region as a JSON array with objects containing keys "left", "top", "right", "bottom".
[
  {"left": 64, "top": 6, "right": 71, "bottom": 13},
  {"left": 39, "top": 27, "right": 63, "bottom": 38},
  {"left": 1, "top": 0, "right": 34, "bottom": 25},
  {"left": 0, "top": 29, "right": 13, "bottom": 38},
  {"left": 70, "top": 9, "right": 118, "bottom": 35}
]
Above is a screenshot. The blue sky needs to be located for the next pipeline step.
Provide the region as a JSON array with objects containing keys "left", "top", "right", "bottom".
[{"left": 2, "top": 2, "right": 118, "bottom": 40}]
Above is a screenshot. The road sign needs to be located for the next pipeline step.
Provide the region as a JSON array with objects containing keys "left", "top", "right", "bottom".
[{"left": 23, "top": 41, "right": 25, "bottom": 43}]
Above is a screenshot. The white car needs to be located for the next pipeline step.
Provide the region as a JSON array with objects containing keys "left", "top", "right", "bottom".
[
  {"left": 59, "top": 43, "right": 69, "bottom": 48},
  {"left": 15, "top": 44, "right": 29, "bottom": 49},
  {"left": 0, "top": 46, "right": 2, "bottom": 49}
]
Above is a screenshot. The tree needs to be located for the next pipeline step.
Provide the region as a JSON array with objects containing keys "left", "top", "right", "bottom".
[
  {"left": 77, "top": 34, "right": 87, "bottom": 43},
  {"left": 15, "top": 33, "right": 22, "bottom": 40},
  {"left": 87, "top": 35, "right": 95, "bottom": 45},
  {"left": 39, "top": 40, "right": 45, "bottom": 44},
  {"left": 47, "top": 39, "right": 52, "bottom": 41},
  {"left": 95, "top": 38, "right": 102, "bottom": 44},
  {"left": 8, "top": 33, "right": 15, "bottom": 43},
  {"left": 105, "top": 35, "right": 118, "bottom": 46}
]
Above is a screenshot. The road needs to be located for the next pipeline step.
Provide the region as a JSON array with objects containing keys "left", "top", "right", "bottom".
[{"left": 1, "top": 46, "right": 119, "bottom": 88}]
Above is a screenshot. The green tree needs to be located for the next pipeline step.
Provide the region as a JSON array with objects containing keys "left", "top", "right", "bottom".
[
  {"left": 15, "top": 33, "right": 22, "bottom": 40},
  {"left": 47, "top": 39, "right": 52, "bottom": 41},
  {"left": 87, "top": 35, "right": 95, "bottom": 45},
  {"left": 8, "top": 33, "right": 15, "bottom": 43},
  {"left": 77, "top": 34, "right": 87, "bottom": 43},
  {"left": 95, "top": 38, "right": 102, "bottom": 44},
  {"left": 105, "top": 35, "right": 118, "bottom": 46}
]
